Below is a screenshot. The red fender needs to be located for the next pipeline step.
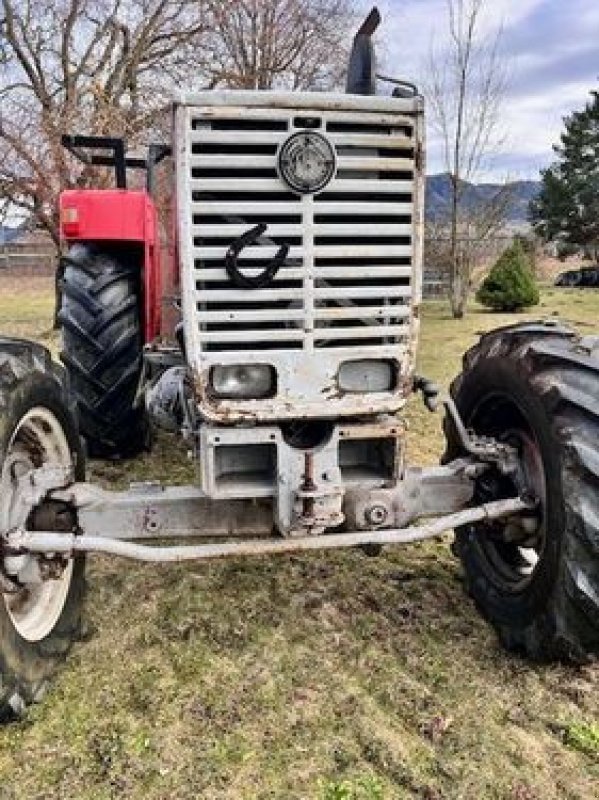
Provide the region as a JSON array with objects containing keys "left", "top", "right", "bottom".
[{"left": 59, "top": 189, "right": 162, "bottom": 343}]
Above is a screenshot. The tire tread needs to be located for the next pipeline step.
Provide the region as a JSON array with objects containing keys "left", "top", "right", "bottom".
[
  {"left": 450, "top": 322, "right": 599, "bottom": 662},
  {"left": 59, "top": 244, "right": 146, "bottom": 457},
  {"left": 0, "top": 340, "right": 86, "bottom": 721}
]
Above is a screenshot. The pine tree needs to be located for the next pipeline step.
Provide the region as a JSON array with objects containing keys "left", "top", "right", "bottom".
[
  {"left": 530, "top": 91, "right": 599, "bottom": 259},
  {"left": 476, "top": 241, "right": 540, "bottom": 312}
]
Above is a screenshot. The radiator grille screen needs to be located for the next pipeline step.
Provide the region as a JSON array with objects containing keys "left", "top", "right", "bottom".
[{"left": 187, "top": 107, "right": 417, "bottom": 353}]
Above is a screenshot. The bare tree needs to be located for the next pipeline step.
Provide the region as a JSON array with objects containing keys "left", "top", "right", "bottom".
[
  {"left": 426, "top": 0, "right": 507, "bottom": 318},
  {"left": 200, "top": 0, "right": 353, "bottom": 91},
  {"left": 0, "top": 0, "right": 208, "bottom": 245},
  {"left": 0, "top": 0, "right": 354, "bottom": 246}
]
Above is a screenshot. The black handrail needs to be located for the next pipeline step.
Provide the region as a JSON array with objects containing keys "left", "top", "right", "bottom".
[{"left": 61, "top": 134, "right": 171, "bottom": 194}]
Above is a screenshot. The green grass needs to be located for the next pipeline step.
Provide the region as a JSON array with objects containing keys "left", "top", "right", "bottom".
[
  {"left": 563, "top": 722, "right": 599, "bottom": 758},
  {"left": 0, "top": 276, "right": 597, "bottom": 799},
  {"left": 320, "top": 775, "right": 385, "bottom": 800}
]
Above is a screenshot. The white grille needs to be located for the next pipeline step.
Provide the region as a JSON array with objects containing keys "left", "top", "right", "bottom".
[{"left": 175, "top": 91, "right": 424, "bottom": 420}]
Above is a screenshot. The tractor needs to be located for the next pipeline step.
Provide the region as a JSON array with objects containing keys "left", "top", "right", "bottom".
[{"left": 0, "top": 8, "right": 597, "bottom": 720}]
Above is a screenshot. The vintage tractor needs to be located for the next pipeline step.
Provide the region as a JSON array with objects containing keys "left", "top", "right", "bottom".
[{"left": 0, "top": 9, "right": 597, "bottom": 720}]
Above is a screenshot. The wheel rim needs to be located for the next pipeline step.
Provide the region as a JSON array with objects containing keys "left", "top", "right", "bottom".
[
  {"left": 469, "top": 393, "right": 547, "bottom": 592},
  {"left": 1, "top": 407, "right": 74, "bottom": 642}
]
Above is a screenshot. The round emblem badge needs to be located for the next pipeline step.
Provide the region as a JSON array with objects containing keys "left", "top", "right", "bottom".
[{"left": 277, "top": 131, "right": 337, "bottom": 195}]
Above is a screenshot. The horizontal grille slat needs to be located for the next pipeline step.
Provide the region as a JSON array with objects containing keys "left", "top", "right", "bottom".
[
  {"left": 337, "top": 156, "right": 414, "bottom": 172},
  {"left": 193, "top": 223, "right": 303, "bottom": 237},
  {"left": 190, "top": 154, "right": 414, "bottom": 174},
  {"left": 191, "top": 178, "right": 288, "bottom": 192},
  {"left": 314, "top": 267, "right": 411, "bottom": 279},
  {"left": 314, "top": 223, "right": 412, "bottom": 236},
  {"left": 315, "top": 244, "right": 412, "bottom": 258},
  {"left": 321, "top": 179, "right": 413, "bottom": 194},
  {"left": 195, "top": 269, "right": 304, "bottom": 282},
  {"left": 195, "top": 288, "right": 304, "bottom": 302},
  {"left": 194, "top": 245, "right": 304, "bottom": 260},
  {"left": 191, "top": 154, "right": 277, "bottom": 169},
  {"left": 314, "top": 286, "right": 412, "bottom": 300},
  {"left": 197, "top": 308, "right": 306, "bottom": 323},
  {"left": 196, "top": 305, "right": 411, "bottom": 323},
  {"left": 192, "top": 201, "right": 302, "bottom": 215},
  {"left": 193, "top": 223, "right": 412, "bottom": 237},
  {"left": 191, "top": 178, "right": 413, "bottom": 194},
  {"left": 313, "top": 345, "right": 408, "bottom": 358},
  {"left": 327, "top": 133, "right": 413, "bottom": 148},
  {"left": 312, "top": 201, "right": 413, "bottom": 215},
  {"left": 190, "top": 131, "right": 286, "bottom": 145},
  {"left": 315, "top": 305, "right": 410, "bottom": 321},
  {"left": 198, "top": 328, "right": 304, "bottom": 343},
  {"left": 195, "top": 268, "right": 410, "bottom": 282},
  {"left": 193, "top": 244, "right": 411, "bottom": 260},
  {"left": 313, "top": 325, "right": 410, "bottom": 340},
  {"left": 188, "top": 103, "right": 416, "bottom": 126}
]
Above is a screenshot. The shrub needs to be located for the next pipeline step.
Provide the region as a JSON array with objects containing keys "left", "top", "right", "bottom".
[
  {"left": 476, "top": 241, "right": 540, "bottom": 311},
  {"left": 563, "top": 721, "right": 599, "bottom": 757},
  {"left": 513, "top": 233, "right": 540, "bottom": 274}
]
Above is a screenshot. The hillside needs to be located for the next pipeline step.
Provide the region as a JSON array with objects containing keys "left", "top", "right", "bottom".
[{"left": 426, "top": 174, "right": 540, "bottom": 226}]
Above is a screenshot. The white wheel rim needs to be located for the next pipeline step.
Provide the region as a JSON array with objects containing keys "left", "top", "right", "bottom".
[{"left": 2, "top": 407, "right": 74, "bottom": 642}]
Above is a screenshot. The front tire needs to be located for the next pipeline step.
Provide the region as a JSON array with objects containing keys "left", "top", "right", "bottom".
[
  {"left": 0, "top": 340, "right": 86, "bottom": 720},
  {"left": 446, "top": 322, "right": 599, "bottom": 663}
]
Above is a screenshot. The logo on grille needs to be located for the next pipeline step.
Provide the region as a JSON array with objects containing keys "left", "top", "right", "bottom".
[{"left": 277, "top": 131, "right": 336, "bottom": 195}]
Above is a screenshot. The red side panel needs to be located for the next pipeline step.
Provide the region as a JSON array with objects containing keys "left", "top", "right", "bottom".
[
  {"left": 59, "top": 189, "right": 162, "bottom": 343},
  {"left": 60, "top": 189, "right": 148, "bottom": 241}
]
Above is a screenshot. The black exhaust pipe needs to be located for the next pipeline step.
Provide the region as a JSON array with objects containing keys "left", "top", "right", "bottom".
[{"left": 345, "top": 6, "right": 381, "bottom": 96}]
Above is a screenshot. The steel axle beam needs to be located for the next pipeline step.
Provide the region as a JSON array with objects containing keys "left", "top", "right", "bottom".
[{"left": 7, "top": 497, "right": 528, "bottom": 563}]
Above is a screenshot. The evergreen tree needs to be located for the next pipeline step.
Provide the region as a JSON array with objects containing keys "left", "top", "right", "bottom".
[
  {"left": 476, "top": 241, "right": 540, "bottom": 312},
  {"left": 530, "top": 91, "right": 599, "bottom": 259}
]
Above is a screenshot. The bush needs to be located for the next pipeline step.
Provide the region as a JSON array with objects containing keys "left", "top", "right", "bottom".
[
  {"left": 513, "top": 233, "right": 540, "bottom": 274},
  {"left": 563, "top": 721, "right": 599, "bottom": 757},
  {"left": 476, "top": 241, "right": 540, "bottom": 311}
]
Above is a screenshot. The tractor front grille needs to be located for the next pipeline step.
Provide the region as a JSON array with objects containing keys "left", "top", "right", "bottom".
[{"left": 175, "top": 91, "right": 424, "bottom": 420}]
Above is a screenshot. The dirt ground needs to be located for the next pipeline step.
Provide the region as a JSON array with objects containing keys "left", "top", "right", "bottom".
[{"left": 0, "top": 273, "right": 597, "bottom": 799}]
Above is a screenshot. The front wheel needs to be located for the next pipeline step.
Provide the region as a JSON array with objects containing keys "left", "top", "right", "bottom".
[
  {"left": 446, "top": 322, "right": 599, "bottom": 663},
  {"left": 0, "top": 340, "right": 86, "bottom": 720}
]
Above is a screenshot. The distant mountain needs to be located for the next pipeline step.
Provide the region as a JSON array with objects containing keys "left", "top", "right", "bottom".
[
  {"left": 425, "top": 174, "right": 541, "bottom": 227},
  {"left": 0, "top": 226, "right": 22, "bottom": 244}
]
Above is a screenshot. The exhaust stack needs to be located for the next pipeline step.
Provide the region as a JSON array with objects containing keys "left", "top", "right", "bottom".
[{"left": 345, "top": 6, "right": 381, "bottom": 96}]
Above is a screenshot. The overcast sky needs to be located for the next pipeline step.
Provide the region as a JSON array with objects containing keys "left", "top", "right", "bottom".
[{"left": 364, "top": 0, "right": 598, "bottom": 181}]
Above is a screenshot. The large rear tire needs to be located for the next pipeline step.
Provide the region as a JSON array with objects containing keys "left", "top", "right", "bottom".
[
  {"left": 59, "top": 244, "right": 147, "bottom": 458},
  {"left": 0, "top": 339, "right": 86, "bottom": 721},
  {"left": 446, "top": 322, "right": 599, "bottom": 663}
]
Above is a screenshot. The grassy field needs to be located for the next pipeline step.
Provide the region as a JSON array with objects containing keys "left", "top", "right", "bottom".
[{"left": 0, "top": 275, "right": 597, "bottom": 800}]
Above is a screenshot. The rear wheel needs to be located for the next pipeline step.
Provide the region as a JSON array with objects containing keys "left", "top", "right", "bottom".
[
  {"left": 446, "top": 323, "right": 599, "bottom": 662},
  {"left": 0, "top": 340, "right": 86, "bottom": 720},
  {"left": 59, "top": 244, "right": 147, "bottom": 458}
]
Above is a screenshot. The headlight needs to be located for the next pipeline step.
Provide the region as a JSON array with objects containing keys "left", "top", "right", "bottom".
[
  {"left": 338, "top": 360, "right": 395, "bottom": 393},
  {"left": 210, "top": 364, "right": 275, "bottom": 399}
]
